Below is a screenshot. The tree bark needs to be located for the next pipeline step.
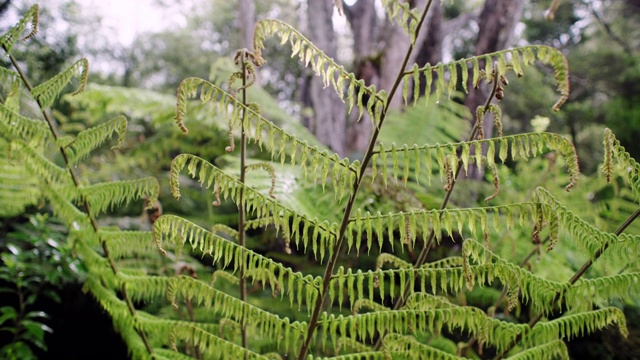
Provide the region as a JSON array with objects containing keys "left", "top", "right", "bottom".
[
  {"left": 303, "top": 0, "right": 347, "bottom": 156},
  {"left": 237, "top": 0, "right": 255, "bottom": 50},
  {"left": 344, "top": 0, "right": 378, "bottom": 157},
  {"left": 466, "top": 0, "right": 524, "bottom": 180}
]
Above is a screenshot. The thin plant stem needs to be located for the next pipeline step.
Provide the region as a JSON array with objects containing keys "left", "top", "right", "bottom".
[
  {"left": 5, "top": 47, "right": 153, "bottom": 355},
  {"left": 295, "top": 2, "right": 434, "bottom": 358},
  {"left": 238, "top": 51, "right": 249, "bottom": 358},
  {"left": 494, "top": 207, "right": 640, "bottom": 359}
]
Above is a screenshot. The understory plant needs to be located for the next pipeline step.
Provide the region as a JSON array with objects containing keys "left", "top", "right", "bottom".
[{"left": 1, "top": 2, "right": 639, "bottom": 360}]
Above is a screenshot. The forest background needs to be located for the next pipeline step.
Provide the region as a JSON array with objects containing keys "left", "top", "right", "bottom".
[{"left": 0, "top": 0, "right": 639, "bottom": 359}]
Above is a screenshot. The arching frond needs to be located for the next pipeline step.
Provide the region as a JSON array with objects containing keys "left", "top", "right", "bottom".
[
  {"left": 9, "top": 140, "right": 73, "bottom": 187},
  {"left": 506, "top": 340, "right": 569, "bottom": 360},
  {"left": 174, "top": 77, "right": 356, "bottom": 194},
  {"left": 535, "top": 187, "right": 640, "bottom": 262},
  {"left": 170, "top": 153, "right": 337, "bottom": 259},
  {"left": 0, "top": 104, "right": 50, "bottom": 142},
  {"left": 574, "top": 273, "right": 640, "bottom": 305},
  {"left": 380, "top": 0, "right": 422, "bottom": 43},
  {"left": 383, "top": 333, "right": 466, "bottom": 360},
  {"left": 403, "top": 293, "right": 455, "bottom": 310},
  {"left": 67, "top": 115, "right": 128, "bottom": 164},
  {"left": 98, "top": 230, "right": 158, "bottom": 259},
  {"left": 78, "top": 177, "right": 159, "bottom": 218},
  {"left": 153, "top": 215, "right": 318, "bottom": 310},
  {"left": 0, "top": 68, "right": 24, "bottom": 110},
  {"left": 317, "top": 307, "right": 529, "bottom": 353},
  {"left": 525, "top": 307, "right": 628, "bottom": 346},
  {"left": 163, "top": 321, "right": 268, "bottom": 360},
  {"left": 122, "top": 274, "right": 306, "bottom": 353},
  {"left": 347, "top": 202, "right": 557, "bottom": 252},
  {"left": 82, "top": 276, "right": 150, "bottom": 360},
  {"left": 403, "top": 45, "right": 570, "bottom": 111},
  {"left": 31, "top": 58, "right": 89, "bottom": 107},
  {"left": 603, "top": 128, "right": 640, "bottom": 202},
  {"left": 373, "top": 132, "right": 579, "bottom": 191},
  {"left": 0, "top": 4, "right": 38, "bottom": 54},
  {"left": 253, "top": 19, "right": 387, "bottom": 124}
]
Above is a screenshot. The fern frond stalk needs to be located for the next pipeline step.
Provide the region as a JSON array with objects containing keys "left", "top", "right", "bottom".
[
  {"left": 494, "top": 207, "right": 640, "bottom": 359},
  {"left": 3, "top": 45, "right": 153, "bottom": 355},
  {"left": 296, "top": 1, "right": 434, "bottom": 359},
  {"left": 238, "top": 50, "right": 249, "bottom": 358}
]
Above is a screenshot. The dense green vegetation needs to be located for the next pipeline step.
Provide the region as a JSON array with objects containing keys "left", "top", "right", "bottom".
[{"left": 1, "top": 1, "right": 639, "bottom": 359}]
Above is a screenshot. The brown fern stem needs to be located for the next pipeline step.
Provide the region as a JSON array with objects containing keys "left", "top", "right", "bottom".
[
  {"left": 494, "top": 207, "right": 640, "bottom": 360},
  {"left": 238, "top": 51, "right": 249, "bottom": 358},
  {"left": 295, "top": 2, "right": 435, "bottom": 359},
  {"left": 5, "top": 47, "right": 154, "bottom": 355}
]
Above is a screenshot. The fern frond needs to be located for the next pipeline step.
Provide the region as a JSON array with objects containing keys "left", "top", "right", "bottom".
[
  {"left": 403, "top": 293, "right": 455, "bottom": 310},
  {"left": 67, "top": 115, "right": 128, "bottom": 164},
  {"left": 0, "top": 104, "right": 50, "bottom": 142},
  {"left": 9, "top": 140, "right": 73, "bottom": 187},
  {"left": 575, "top": 273, "right": 640, "bottom": 305},
  {"left": 153, "top": 349, "right": 197, "bottom": 360},
  {"left": 535, "top": 188, "right": 640, "bottom": 261},
  {"left": 98, "top": 230, "right": 158, "bottom": 259},
  {"left": 603, "top": 128, "right": 640, "bottom": 202},
  {"left": 174, "top": 77, "right": 355, "bottom": 193},
  {"left": 507, "top": 340, "right": 569, "bottom": 360},
  {"left": 135, "top": 314, "right": 259, "bottom": 359},
  {"left": 170, "top": 154, "right": 337, "bottom": 259},
  {"left": 525, "top": 307, "right": 628, "bottom": 346},
  {"left": 253, "top": 20, "right": 386, "bottom": 124},
  {"left": 123, "top": 274, "right": 306, "bottom": 353},
  {"left": 31, "top": 58, "right": 89, "bottom": 107},
  {"left": 403, "top": 45, "right": 569, "bottom": 111},
  {"left": 373, "top": 132, "right": 579, "bottom": 190},
  {"left": 0, "top": 145, "right": 42, "bottom": 217},
  {"left": 82, "top": 276, "right": 150, "bottom": 360},
  {"left": 0, "top": 68, "right": 24, "bottom": 110},
  {"left": 383, "top": 333, "right": 466, "bottom": 360},
  {"left": 347, "top": 202, "right": 556, "bottom": 252},
  {"left": 380, "top": 0, "right": 422, "bottom": 43},
  {"left": 78, "top": 177, "right": 159, "bottom": 218},
  {"left": 318, "top": 307, "right": 528, "bottom": 354},
  {"left": 153, "top": 215, "right": 318, "bottom": 311},
  {"left": 0, "top": 4, "right": 39, "bottom": 53}
]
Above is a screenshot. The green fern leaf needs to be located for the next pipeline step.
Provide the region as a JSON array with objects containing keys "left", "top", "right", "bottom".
[
  {"left": 253, "top": 20, "right": 386, "bottom": 125},
  {"left": 170, "top": 153, "right": 337, "bottom": 259},
  {"left": 0, "top": 4, "right": 39, "bottom": 54},
  {"left": 31, "top": 58, "right": 89, "bottom": 108},
  {"left": 0, "top": 104, "right": 50, "bottom": 142},
  {"left": 506, "top": 340, "right": 569, "bottom": 360},
  {"left": 405, "top": 46, "right": 569, "bottom": 110},
  {"left": 67, "top": 115, "right": 128, "bottom": 165},
  {"left": 78, "top": 177, "right": 159, "bottom": 218}
]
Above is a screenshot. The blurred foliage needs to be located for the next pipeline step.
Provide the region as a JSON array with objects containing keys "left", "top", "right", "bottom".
[{"left": 0, "top": 214, "right": 82, "bottom": 359}]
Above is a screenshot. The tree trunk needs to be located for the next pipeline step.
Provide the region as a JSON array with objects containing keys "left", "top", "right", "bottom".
[
  {"left": 303, "top": 0, "right": 347, "bottom": 156},
  {"left": 466, "top": 0, "right": 524, "bottom": 180},
  {"left": 344, "top": 0, "right": 378, "bottom": 157},
  {"left": 237, "top": 0, "right": 255, "bottom": 50}
]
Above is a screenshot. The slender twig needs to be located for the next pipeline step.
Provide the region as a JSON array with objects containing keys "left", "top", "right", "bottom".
[
  {"left": 295, "top": 2, "right": 435, "bottom": 359},
  {"left": 494, "top": 207, "right": 640, "bottom": 359},
  {"left": 5, "top": 47, "right": 153, "bottom": 354},
  {"left": 238, "top": 51, "right": 249, "bottom": 359}
]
